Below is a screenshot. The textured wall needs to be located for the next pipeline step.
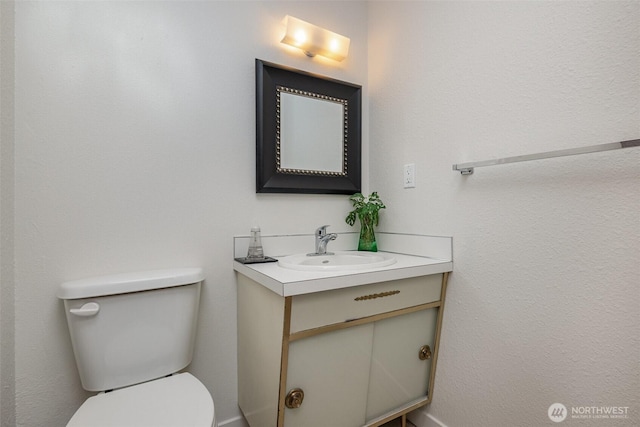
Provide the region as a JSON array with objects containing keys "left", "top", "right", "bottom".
[
  {"left": 368, "top": 2, "right": 639, "bottom": 426},
  {"left": 12, "top": 2, "right": 368, "bottom": 425}
]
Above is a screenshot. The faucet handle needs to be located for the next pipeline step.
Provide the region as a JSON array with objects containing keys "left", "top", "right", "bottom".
[{"left": 315, "top": 225, "right": 331, "bottom": 236}]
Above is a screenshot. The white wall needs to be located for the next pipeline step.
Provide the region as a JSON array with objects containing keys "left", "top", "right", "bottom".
[
  {"left": 11, "top": 1, "right": 368, "bottom": 425},
  {"left": 6, "top": 1, "right": 640, "bottom": 426},
  {"left": 0, "top": 0, "right": 16, "bottom": 425},
  {"left": 368, "top": 2, "right": 639, "bottom": 426}
]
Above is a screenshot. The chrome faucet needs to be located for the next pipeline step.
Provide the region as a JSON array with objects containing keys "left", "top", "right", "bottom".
[{"left": 310, "top": 225, "right": 337, "bottom": 256}]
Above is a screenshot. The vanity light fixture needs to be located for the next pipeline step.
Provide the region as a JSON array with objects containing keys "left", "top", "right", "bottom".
[{"left": 280, "top": 15, "right": 350, "bottom": 62}]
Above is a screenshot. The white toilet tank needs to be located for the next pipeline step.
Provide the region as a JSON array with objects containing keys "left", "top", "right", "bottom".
[{"left": 58, "top": 268, "right": 204, "bottom": 392}]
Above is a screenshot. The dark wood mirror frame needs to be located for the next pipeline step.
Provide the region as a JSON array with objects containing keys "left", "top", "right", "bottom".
[{"left": 255, "top": 59, "right": 362, "bottom": 194}]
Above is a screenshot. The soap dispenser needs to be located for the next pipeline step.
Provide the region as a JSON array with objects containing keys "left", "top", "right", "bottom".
[
  {"left": 246, "top": 226, "right": 264, "bottom": 260},
  {"left": 234, "top": 226, "right": 277, "bottom": 264}
]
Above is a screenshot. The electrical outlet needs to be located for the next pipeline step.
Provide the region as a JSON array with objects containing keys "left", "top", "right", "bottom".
[{"left": 404, "top": 163, "right": 416, "bottom": 188}]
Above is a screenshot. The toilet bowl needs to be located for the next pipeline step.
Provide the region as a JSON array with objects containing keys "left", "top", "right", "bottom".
[
  {"left": 67, "top": 373, "right": 215, "bottom": 427},
  {"left": 58, "top": 268, "right": 216, "bottom": 427}
]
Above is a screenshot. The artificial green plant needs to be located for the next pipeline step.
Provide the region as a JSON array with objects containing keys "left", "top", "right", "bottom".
[{"left": 345, "top": 192, "right": 386, "bottom": 252}]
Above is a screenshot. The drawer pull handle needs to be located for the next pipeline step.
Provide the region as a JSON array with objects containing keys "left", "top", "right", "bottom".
[
  {"left": 285, "top": 388, "right": 304, "bottom": 409},
  {"left": 419, "top": 345, "right": 432, "bottom": 360},
  {"left": 354, "top": 290, "right": 400, "bottom": 301}
]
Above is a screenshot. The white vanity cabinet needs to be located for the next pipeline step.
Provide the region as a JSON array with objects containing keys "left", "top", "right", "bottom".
[
  {"left": 236, "top": 269, "right": 450, "bottom": 427},
  {"left": 365, "top": 307, "right": 439, "bottom": 420},
  {"left": 284, "top": 323, "right": 374, "bottom": 426}
]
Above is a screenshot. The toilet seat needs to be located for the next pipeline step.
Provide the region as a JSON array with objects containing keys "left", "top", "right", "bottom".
[{"left": 67, "top": 373, "right": 215, "bottom": 427}]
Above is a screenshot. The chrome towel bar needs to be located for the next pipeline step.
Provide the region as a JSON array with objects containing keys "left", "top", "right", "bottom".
[{"left": 453, "top": 139, "right": 640, "bottom": 175}]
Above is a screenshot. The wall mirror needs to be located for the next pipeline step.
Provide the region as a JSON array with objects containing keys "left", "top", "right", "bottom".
[{"left": 255, "top": 59, "right": 362, "bottom": 194}]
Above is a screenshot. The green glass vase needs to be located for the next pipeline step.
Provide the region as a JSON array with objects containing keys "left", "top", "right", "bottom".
[{"left": 357, "top": 213, "right": 378, "bottom": 252}]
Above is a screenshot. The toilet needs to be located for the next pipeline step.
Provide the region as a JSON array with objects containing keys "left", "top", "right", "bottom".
[{"left": 57, "top": 268, "right": 216, "bottom": 427}]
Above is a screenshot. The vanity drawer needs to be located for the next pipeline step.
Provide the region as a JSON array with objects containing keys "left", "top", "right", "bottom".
[{"left": 290, "top": 274, "right": 442, "bottom": 333}]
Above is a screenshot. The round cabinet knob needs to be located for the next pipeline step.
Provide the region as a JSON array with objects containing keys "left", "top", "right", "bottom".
[
  {"left": 419, "top": 345, "right": 432, "bottom": 360},
  {"left": 285, "top": 388, "right": 304, "bottom": 409}
]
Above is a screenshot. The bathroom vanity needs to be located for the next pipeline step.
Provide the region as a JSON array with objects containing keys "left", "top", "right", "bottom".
[{"left": 234, "top": 233, "right": 452, "bottom": 427}]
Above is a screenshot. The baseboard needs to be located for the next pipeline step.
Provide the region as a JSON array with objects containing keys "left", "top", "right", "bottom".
[
  {"left": 218, "top": 415, "right": 250, "bottom": 427},
  {"left": 408, "top": 408, "right": 448, "bottom": 427}
]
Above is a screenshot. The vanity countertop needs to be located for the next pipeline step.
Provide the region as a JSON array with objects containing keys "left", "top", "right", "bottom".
[{"left": 233, "top": 252, "right": 452, "bottom": 297}]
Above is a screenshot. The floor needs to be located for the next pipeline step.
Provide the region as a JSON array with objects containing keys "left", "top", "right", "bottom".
[{"left": 381, "top": 417, "right": 417, "bottom": 427}]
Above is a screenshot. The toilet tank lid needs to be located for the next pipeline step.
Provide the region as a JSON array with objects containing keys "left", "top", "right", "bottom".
[{"left": 57, "top": 268, "right": 204, "bottom": 300}]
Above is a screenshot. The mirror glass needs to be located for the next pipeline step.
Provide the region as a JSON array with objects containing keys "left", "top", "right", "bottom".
[
  {"left": 256, "top": 59, "right": 361, "bottom": 194},
  {"left": 278, "top": 89, "right": 345, "bottom": 175}
]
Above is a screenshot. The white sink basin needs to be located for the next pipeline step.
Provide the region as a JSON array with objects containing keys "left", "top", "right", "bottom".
[{"left": 278, "top": 251, "right": 397, "bottom": 271}]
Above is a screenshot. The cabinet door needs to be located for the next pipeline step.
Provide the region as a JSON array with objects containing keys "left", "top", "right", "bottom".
[
  {"left": 284, "top": 323, "right": 374, "bottom": 427},
  {"left": 365, "top": 308, "right": 439, "bottom": 421}
]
